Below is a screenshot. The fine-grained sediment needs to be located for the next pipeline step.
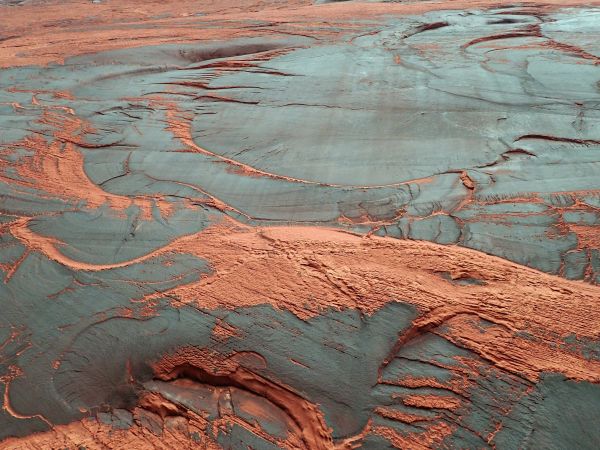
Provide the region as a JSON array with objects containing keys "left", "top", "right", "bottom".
[{"left": 1, "top": 0, "right": 600, "bottom": 448}]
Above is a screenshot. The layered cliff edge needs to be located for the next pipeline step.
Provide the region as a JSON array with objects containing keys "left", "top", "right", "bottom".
[{"left": 1, "top": 0, "right": 600, "bottom": 448}]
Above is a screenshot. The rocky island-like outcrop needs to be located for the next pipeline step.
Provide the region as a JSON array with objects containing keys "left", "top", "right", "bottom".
[{"left": 1, "top": 0, "right": 600, "bottom": 448}]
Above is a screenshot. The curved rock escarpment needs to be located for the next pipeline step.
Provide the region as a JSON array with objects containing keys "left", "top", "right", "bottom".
[
  {"left": 1, "top": 224, "right": 600, "bottom": 448},
  {"left": 3, "top": 3, "right": 600, "bottom": 280},
  {"left": 1, "top": 0, "right": 600, "bottom": 448}
]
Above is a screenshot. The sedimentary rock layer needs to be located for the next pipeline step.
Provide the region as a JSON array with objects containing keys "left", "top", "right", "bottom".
[{"left": 1, "top": 0, "right": 599, "bottom": 448}]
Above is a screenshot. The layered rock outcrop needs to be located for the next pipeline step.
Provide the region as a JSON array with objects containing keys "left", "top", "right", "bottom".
[{"left": 1, "top": 0, "right": 599, "bottom": 448}]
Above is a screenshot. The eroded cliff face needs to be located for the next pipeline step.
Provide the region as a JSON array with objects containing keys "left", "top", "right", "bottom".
[{"left": 1, "top": 0, "right": 600, "bottom": 448}]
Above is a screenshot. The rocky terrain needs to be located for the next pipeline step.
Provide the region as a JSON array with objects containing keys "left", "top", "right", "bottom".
[{"left": 1, "top": 0, "right": 600, "bottom": 448}]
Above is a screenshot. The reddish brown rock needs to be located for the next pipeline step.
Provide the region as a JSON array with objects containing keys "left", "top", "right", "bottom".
[{"left": 1, "top": 0, "right": 600, "bottom": 449}]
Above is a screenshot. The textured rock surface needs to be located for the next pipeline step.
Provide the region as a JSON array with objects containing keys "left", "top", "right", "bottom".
[{"left": 1, "top": 0, "right": 600, "bottom": 448}]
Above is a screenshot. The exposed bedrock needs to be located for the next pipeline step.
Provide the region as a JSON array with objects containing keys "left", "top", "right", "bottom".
[
  {"left": 1, "top": 224, "right": 600, "bottom": 448},
  {"left": 2, "top": 6, "right": 600, "bottom": 279},
  {"left": 1, "top": 0, "right": 600, "bottom": 448}
]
